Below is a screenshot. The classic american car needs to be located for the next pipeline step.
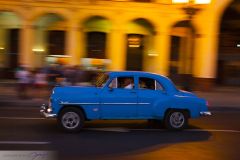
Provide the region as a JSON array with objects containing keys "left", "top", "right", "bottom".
[{"left": 40, "top": 71, "right": 211, "bottom": 132}]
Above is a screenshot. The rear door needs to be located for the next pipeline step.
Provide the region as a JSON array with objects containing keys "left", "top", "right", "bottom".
[{"left": 137, "top": 77, "right": 167, "bottom": 118}]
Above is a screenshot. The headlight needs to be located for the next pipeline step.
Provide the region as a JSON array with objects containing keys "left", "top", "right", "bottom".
[{"left": 47, "top": 108, "right": 52, "bottom": 113}]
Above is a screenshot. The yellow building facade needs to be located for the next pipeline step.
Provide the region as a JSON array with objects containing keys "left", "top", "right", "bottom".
[{"left": 0, "top": 0, "right": 236, "bottom": 89}]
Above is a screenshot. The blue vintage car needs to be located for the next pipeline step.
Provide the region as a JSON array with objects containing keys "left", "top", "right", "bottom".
[{"left": 40, "top": 71, "right": 211, "bottom": 132}]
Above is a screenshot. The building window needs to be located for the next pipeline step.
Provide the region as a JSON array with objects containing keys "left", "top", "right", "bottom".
[
  {"left": 48, "top": 30, "right": 65, "bottom": 55},
  {"left": 86, "top": 32, "right": 106, "bottom": 59}
]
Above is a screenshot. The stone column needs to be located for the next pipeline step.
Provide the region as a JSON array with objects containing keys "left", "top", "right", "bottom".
[
  {"left": 193, "top": 14, "right": 219, "bottom": 90},
  {"left": 66, "top": 22, "right": 85, "bottom": 66},
  {"left": 154, "top": 27, "right": 171, "bottom": 76},
  {"left": 106, "top": 27, "right": 127, "bottom": 71},
  {"left": 0, "top": 29, "right": 7, "bottom": 68},
  {"left": 19, "top": 20, "right": 34, "bottom": 67}
]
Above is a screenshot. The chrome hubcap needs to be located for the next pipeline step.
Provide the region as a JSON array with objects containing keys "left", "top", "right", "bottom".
[
  {"left": 62, "top": 112, "right": 80, "bottom": 129},
  {"left": 169, "top": 112, "right": 185, "bottom": 128}
]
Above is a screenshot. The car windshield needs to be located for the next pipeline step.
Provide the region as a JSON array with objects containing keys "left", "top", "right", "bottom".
[{"left": 94, "top": 72, "right": 109, "bottom": 88}]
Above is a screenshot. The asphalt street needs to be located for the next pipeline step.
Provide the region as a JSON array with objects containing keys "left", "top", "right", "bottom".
[{"left": 0, "top": 106, "right": 239, "bottom": 160}]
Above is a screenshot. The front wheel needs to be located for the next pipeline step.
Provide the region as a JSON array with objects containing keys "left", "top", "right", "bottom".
[
  {"left": 164, "top": 110, "right": 188, "bottom": 130},
  {"left": 58, "top": 107, "right": 85, "bottom": 132}
]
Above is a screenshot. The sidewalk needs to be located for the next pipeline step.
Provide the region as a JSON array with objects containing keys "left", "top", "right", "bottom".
[
  {"left": 0, "top": 80, "right": 49, "bottom": 107},
  {"left": 194, "top": 89, "right": 240, "bottom": 109},
  {"left": 0, "top": 80, "right": 240, "bottom": 109}
]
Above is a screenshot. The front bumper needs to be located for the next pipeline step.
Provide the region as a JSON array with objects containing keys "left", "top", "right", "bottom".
[
  {"left": 200, "top": 111, "right": 212, "bottom": 116},
  {"left": 40, "top": 104, "right": 57, "bottom": 118}
]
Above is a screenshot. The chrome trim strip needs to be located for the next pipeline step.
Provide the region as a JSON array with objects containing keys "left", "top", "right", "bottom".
[
  {"left": 102, "top": 103, "right": 150, "bottom": 105},
  {"left": 60, "top": 102, "right": 100, "bottom": 105},
  {"left": 40, "top": 109, "right": 57, "bottom": 118},
  {"left": 59, "top": 102, "right": 150, "bottom": 105}
]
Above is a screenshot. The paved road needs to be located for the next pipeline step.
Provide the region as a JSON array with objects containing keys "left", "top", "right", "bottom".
[{"left": 0, "top": 107, "right": 239, "bottom": 160}]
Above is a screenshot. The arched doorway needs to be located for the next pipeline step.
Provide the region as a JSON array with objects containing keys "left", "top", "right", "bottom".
[
  {"left": 33, "top": 13, "right": 66, "bottom": 67},
  {"left": 83, "top": 16, "right": 111, "bottom": 60},
  {"left": 217, "top": 0, "right": 240, "bottom": 86},
  {"left": 170, "top": 20, "right": 195, "bottom": 89},
  {"left": 126, "top": 18, "right": 155, "bottom": 71},
  {"left": 0, "top": 11, "right": 22, "bottom": 78}
]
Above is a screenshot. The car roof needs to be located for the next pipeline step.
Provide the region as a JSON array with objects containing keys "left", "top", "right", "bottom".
[
  {"left": 108, "top": 71, "right": 166, "bottom": 78},
  {"left": 107, "top": 71, "right": 178, "bottom": 93}
]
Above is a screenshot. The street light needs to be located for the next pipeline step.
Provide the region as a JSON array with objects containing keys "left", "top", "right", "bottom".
[{"left": 172, "top": 0, "right": 211, "bottom": 91}]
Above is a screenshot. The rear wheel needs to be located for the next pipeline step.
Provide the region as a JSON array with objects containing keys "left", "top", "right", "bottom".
[
  {"left": 58, "top": 107, "right": 85, "bottom": 132},
  {"left": 164, "top": 110, "right": 188, "bottom": 130}
]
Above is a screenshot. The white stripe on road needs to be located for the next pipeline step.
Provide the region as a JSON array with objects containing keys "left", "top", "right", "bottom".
[
  {"left": 0, "top": 107, "right": 39, "bottom": 110},
  {"left": 86, "top": 128, "right": 240, "bottom": 133},
  {"left": 0, "top": 141, "right": 50, "bottom": 145},
  {"left": 0, "top": 117, "right": 44, "bottom": 120},
  {"left": 86, "top": 128, "right": 129, "bottom": 132}
]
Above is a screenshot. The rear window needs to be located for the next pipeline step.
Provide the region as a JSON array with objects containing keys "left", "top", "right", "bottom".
[{"left": 139, "top": 77, "right": 164, "bottom": 91}]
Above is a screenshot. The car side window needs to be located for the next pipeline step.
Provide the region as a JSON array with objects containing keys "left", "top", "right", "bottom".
[
  {"left": 155, "top": 80, "right": 164, "bottom": 91},
  {"left": 139, "top": 77, "right": 164, "bottom": 91},
  {"left": 139, "top": 77, "right": 155, "bottom": 90},
  {"left": 108, "top": 77, "right": 134, "bottom": 89}
]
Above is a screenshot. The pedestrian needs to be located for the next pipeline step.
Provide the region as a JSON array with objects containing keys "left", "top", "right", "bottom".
[
  {"left": 63, "top": 65, "right": 75, "bottom": 86},
  {"left": 33, "top": 68, "right": 48, "bottom": 99},
  {"left": 15, "top": 65, "right": 31, "bottom": 99}
]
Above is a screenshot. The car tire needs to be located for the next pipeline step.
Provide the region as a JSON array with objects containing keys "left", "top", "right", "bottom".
[
  {"left": 164, "top": 110, "right": 188, "bottom": 130},
  {"left": 58, "top": 107, "right": 85, "bottom": 133}
]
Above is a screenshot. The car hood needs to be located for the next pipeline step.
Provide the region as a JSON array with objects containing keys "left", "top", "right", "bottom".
[
  {"left": 50, "top": 86, "right": 101, "bottom": 105},
  {"left": 53, "top": 86, "right": 100, "bottom": 94}
]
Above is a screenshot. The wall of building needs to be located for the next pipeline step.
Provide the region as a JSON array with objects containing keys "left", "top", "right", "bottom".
[{"left": 0, "top": 0, "right": 234, "bottom": 88}]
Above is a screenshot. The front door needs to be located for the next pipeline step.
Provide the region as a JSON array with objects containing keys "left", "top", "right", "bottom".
[{"left": 100, "top": 76, "right": 137, "bottom": 119}]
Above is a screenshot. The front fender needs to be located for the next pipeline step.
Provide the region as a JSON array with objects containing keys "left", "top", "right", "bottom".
[{"left": 50, "top": 87, "right": 101, "bottom": 119}]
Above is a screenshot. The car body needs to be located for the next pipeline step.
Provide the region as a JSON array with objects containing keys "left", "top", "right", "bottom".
[{"left": 40, "top": 71, "right": 211, "bottom": 132}]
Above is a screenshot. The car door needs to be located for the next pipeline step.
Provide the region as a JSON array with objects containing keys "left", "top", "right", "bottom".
[
  {"left": 137, "top": 77, "right": 168, "bottom": 118},
  {"left": 100, "top": 76, "right": 138, "bottom": 119}
]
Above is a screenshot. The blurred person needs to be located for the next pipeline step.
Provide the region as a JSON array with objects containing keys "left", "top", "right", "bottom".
[
  {"left": 15, "top": 66, "right": 31, "bottom": 99},
  {"left": 123, "top": 78, "right": 134, "bottom": 89},
  {"left": 33, "top": 68, "right": 48, "bottom": 99},
  {"left": 47, "top": 64, "right": 64, "bottom": 89},
  {"left": 76, "top": 67, "right": 93, "bottom": 86},
  {"left": 72, "top": 65, "right": 80, "bottom": 85},
  {"left": 55, "top": 64, "right": 66, "bottom": 86},
  {"left": 139, "top": 80, "right": 147, "bottom": 89},
  {"left": 64, "top": 65, "right": 79, "bottom": 86}
]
